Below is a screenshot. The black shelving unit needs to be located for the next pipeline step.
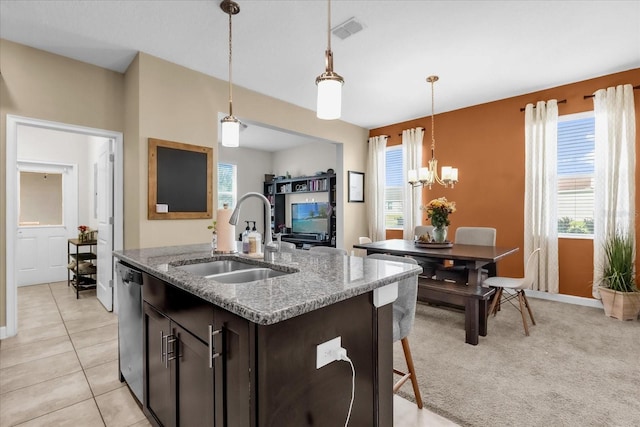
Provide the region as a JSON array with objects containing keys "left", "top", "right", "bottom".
[
  {"left": 67, "top": 238, "right": 97, "bottom": 298},
  {"left": 263, "top": 173, "right": 337, "bottom": 247}
]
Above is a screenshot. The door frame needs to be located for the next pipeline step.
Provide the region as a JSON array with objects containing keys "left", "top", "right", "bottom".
[{"left": 3, "top": 115, "right": 123, "bottom": 339}]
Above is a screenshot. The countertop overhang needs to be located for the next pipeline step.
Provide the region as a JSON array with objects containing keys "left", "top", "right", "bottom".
[{"left": 114, "top": 244, "right": 421, "bottom": 325}]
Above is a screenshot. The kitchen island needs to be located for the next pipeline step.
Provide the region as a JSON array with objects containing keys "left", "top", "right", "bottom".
[{"left": 114, "top": 244, "right": 421, "bottom": 427}]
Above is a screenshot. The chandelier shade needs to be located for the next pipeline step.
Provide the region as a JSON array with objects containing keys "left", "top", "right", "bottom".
[{"left": 408, "top": 75, "right": 459, "bottom": 189}]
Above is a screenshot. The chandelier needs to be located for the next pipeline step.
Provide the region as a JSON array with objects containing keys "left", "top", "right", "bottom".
[
  {"left": 408, "top": 76, "right": 458, "bottom": 188},
  {"left": 315, "top": 0, "right": 344, "bottom": 120},
  {"left": 220, "top": 0, "right": 240, "bottom": 147}
]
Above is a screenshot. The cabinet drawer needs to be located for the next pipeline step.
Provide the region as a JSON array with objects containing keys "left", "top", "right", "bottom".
[{"left": 142, "top": 272, "right": 214, "bottom": 343}]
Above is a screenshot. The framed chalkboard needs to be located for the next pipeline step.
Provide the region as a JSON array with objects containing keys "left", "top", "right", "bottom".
[{"left": 148, "top": 138, "right": 213, "bottom": 219}]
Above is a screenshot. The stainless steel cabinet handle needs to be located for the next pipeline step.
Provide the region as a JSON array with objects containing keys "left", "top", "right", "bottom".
[
  {"left": 167, "top": 335, "right": 177, "bottom": 365},
  {"left": 208, "top": 325, "right": 223, "bottom": 369}
]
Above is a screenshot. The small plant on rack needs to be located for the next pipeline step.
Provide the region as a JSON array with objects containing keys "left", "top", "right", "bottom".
[{"left": 78, "top": 225, "right": 89, "bottom": 242}]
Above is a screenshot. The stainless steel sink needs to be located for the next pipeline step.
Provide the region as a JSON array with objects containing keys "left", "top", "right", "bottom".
[
  {"left": 175, "top": 260, "right": 291, "bottom": 283},
  {"left": 175, "top": 260, "right": 258, "bottom": 277},
  {"left": 206, "top": 268, "right": 290, "bottom": 283}
]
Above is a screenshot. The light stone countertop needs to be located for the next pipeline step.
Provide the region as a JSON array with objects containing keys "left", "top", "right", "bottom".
[{"left": 114, "top": 244, "right": 421, "bottom": 325}]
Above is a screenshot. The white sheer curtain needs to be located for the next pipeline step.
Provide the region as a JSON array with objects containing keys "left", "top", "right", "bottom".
[
  {"left": 366, "top": 135, "right": 388, "bottom": 241},
  {"left": 402, "top": 128, "right": 424, "bottom": 240},
  {"left": 524, "top": 100, "right": 559, "bottom": 293},
  {"left": 592, "top": 84, "right": 636, "bottom": 298}
]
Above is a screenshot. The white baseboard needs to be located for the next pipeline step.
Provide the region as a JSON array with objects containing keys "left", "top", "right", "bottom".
[
  {"left": 527, "top": 289, "right": 604, "bottom": 309},
  {"left": 0, "top": 326, "right": 7, "bottom": 340}
]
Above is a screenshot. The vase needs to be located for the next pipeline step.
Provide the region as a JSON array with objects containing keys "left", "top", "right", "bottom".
[
  {"left": 432, "top": 226, "right": 447, "bottom": 243},
  {"left": 211, "top": 232, "right": 218, "bottom": 251}
]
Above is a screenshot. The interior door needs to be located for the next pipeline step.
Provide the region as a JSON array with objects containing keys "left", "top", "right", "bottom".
[
  {"left": 96, "top": 139, "right": 114, "bottom": 310},
  {"left": 16, "top": 163, "right": 77, "bottom": 286}
]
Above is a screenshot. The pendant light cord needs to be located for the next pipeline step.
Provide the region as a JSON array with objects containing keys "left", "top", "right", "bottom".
[
  {"left": 430, "top": 78, "right": 436, "bottom": 158},
  {"left": 327, "top": 0, "right": 332, "bottom": 52},
  {"left": 228, "top": 7, "right": 233, "bottom": 116}
]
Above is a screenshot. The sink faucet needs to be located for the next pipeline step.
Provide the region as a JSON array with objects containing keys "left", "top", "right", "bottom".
[{"left": 229, "top": 192, "right": 278, "bottom": 262}]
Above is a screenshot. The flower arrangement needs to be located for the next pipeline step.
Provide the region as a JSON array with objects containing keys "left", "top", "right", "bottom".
[
  {"left": 421, "top": 197, "right": 456, "bottom": 228},
  {"left": 77, "top": 225, "right": 90, "bottom": 242}
]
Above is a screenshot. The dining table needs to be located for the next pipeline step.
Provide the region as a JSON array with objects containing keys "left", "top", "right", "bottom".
[{"left": 353, "top": 239, "right": 519, "bottom": 345}]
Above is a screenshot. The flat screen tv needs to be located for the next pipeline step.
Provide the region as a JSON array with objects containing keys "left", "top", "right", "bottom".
[{"left": 291, "top": 202, "right": 330, "bottom": 235}]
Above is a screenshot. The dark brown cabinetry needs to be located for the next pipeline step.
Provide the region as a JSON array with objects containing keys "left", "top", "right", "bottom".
[
  {"left": 140, "top": 270, "right": 390, "bottom": 427},
  {"left": 142, "top": 272, "right": 251, "bottom": 427}
]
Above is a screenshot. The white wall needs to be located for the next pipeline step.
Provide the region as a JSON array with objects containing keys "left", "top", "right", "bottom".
[
  {"left": 272, "top": 142, "right": 337, "bottom": 179},
  {"left": 17, "top": 126, "right": 94, "bottom": 228},
  {"left": 218, "top": 145, "right": 272, "bottom": 237}
]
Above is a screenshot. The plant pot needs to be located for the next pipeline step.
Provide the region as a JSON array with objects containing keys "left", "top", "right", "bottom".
[
  {"left": 599, "top": 287, "right": 640, "bottom": 321},
  {"left": 432, "top": 226, "right": 447, "bottom": 243}
]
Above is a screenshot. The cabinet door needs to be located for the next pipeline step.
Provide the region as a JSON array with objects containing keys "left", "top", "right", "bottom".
[
  {"left": 144, "top": 303, "right": 174, "bottom": 427},
  {"left": 174, "top": 324, "right": 215, "bottom": 427},
  {"left": 215, "top": 308, "right": 253, "bottom": 427}
]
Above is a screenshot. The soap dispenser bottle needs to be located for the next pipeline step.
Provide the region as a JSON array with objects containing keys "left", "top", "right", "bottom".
[
  {"left": 249, "top": 221, "right": 262, "bottom": 255},
  {"left": 242, "top": 221, "right": 251, "bottom": 254}
]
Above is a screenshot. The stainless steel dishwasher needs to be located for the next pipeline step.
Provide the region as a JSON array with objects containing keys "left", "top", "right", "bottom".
[{"left": 116, "top": 261, "right": 143, "bottom": 403}]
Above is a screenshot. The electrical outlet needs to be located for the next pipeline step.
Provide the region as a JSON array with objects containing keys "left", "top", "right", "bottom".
[{"left": 316, "top": 336, "right": 341, "bottom": 369}]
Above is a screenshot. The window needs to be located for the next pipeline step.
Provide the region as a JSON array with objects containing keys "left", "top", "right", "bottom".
[
  {"left": 384, "top": 146, "right": 404, "bottom": 229},
  {"left": 557, "top": 112, "right": 595, "bottom": 236},
  {"left": 217, "top": 163, "right": 237, "bottom": 209}
]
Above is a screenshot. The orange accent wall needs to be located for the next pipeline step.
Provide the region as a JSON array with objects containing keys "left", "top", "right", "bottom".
[{"left": 370, "top": 69, "right": 640, "bottom": 298}]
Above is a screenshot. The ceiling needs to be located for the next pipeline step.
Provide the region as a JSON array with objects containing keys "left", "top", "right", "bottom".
[{"left": 2, "top": 0, "right": 639, "bottom": 149}]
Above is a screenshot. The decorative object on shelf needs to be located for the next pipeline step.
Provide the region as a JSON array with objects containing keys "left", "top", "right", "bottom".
[
  {"left": 77, "top": 224, "right": 89, "bottom": 242},
  {"left": 407, "top": 76, "right": 459, "bottom": 189},
  {"left": 421, "top": 197, "right": 456, "bottom": 243},
  {"left": 315, "top": 0, "right": 344, "bottom": 120},
  {"left": 220, "top": 0, "right": 241, "bottom": 147},
  {"left": 598, "top": 230, "right": 639, "bottom": 320},
  {"left": 348, "top": 170, "right": 364, "bottom": 203}
]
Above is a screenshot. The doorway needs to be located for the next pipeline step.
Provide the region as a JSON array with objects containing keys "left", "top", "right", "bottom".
[{"left": 3, "top": 115, "right": 124, "bottom": 339}]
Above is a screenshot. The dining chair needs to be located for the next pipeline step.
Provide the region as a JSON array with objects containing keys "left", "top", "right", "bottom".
[
  {"left": 485, "top": 248, "right": 540, "bottom": 336},
  {"left": 308, "top": 246, "right": 348, "bottom": 256},
  {"left": 435, "top": 227, "right": 497, "bottom": 283},
  {"left": 367, "top": 253, "right": 423, "bottom": 408},
  {"left": 414, "top": 225, "right": 434, "bottom": 239},
  {"left": 354, "top": 236, "right": 372, "bottom": 257}
]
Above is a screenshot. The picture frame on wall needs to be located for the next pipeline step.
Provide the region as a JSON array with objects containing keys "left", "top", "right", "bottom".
[{"left": 348, "top": 171, "right": 364, "bottom": 203}]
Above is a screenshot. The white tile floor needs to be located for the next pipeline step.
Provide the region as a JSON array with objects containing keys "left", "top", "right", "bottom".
[{"left": 0, "top": 281, "right": 458, "bottom": 427}]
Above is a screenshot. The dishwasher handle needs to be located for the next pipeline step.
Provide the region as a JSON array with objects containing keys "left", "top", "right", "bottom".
[{"left": 116, "top": 262, "right": 143, "bottom": 285}]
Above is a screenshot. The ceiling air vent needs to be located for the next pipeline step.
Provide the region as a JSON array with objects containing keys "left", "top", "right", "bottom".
[{"left": 332, "top": 17, "right": 364, "bottom": 40}]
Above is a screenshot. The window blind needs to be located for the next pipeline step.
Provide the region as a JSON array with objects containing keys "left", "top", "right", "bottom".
[
  {"left": 217, "top": 163, "right": 237, "bottom": 209},
  {"left": 557, "top": 114, "right": 595, "bottom": 235},
  {"left": 385, "top": 146, "right": 404, "bottom": 229}
]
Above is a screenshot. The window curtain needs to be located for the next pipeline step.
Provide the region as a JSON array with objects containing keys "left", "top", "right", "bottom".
[
  {"left": 592, "top": 84, "right": 636, "bottom": 298},
  {"left": 402, "top": 128, "right": 424, "bottom": 240},
  {"left": 524, "top": 100, "right": 559, "bottom": 293},
  {"left": 366, "top": 135, "right": 388, "bottom": 241}
]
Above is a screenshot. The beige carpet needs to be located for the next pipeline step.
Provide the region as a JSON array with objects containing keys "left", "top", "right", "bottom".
[{"left": 394, "top": 297, "right": 640, "bottom": 426}]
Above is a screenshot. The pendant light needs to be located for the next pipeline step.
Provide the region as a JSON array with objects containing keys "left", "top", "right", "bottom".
[
  {"left": 220, "top": 0, "right": 240, "bottom": 147},
  {"left": 315, "top": 0, "right": 344, "bottom": 120}
]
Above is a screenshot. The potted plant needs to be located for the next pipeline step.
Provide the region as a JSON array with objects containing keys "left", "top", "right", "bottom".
[
  {"left": 598, "top": 230, "right": 639, "bottom": 321},
  {"left": 420, "top": 197, "right": 456, "bottom": 243}
]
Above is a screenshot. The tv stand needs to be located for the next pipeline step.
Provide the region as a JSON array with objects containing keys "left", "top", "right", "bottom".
[
  {"left": 281, "top": 234, "right": 332, "bottom": 249},
  {"left": 264, "top": 172, "right": 337, "bottom": 248}
]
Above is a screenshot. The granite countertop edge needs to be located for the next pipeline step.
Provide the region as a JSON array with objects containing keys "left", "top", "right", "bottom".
[{"left": 114, "top": 244, "right": 421, "bottom": 325}]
